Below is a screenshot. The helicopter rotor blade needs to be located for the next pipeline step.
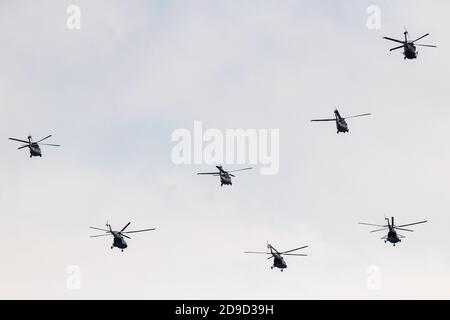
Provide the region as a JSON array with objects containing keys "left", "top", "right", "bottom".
[
  {"left": 370, "top": 228, "right": 389, "bottom": 233},
  {"left": 40, "top": 143, "right": 61, "bottom": 147},
  {"left": 358, "top": 222, "right": 387, "bottom": 228},
  {"left": 383, "top": 37, "right": 405, "bottom": 44},
  {"left": 310, "top": 118, "right": 336, "bottom": 122},
  {"left": 344, "top": 113, "right": 371, "bottom": 120},
  {"left": 18, "top": 145, "right": 29, "bottom": 150},
  {"left": 197, "top": 172, "right": 220, "bottom": 175},
  {"left": 90, "top": 234, "right": 111, "bottom": 238},
  {"left": 396, "top": 220, "right": 428, "bottom": 228},
  {"left": 282, "top": 253, "right": 308, "bottom": 257},
  {"left": 412, "top": 33, "right": 429, "bottom": 43},
  {"left": 8, "top": 137, "right": 30, "bottom": 144},
  {"left": 394, "top": 227, "right": 414, "bottom": 232},
  {"left": 120, "top": 233, "right": 131, "bottom": 239},
  {"left": 227, "top": 167, "right": 253, "bottom": 173},
  {"left": 89, "top": 226, "right": 110, "bottom": 232},
  {"left": 280, "top": 245, "right": 308, "bottom": 254},
  {"left": 36, "top": 135, "right": 52, "bottom": 143},
  {"left": 243, "top": 251, "right": 271, "bottom": 255},
  {"left": 267, "top": 243, "right": 281, "bottom": 255},
  {"left": 120, "top": 222, "right": 131, "bottom": 233},
  {"left": 390, "top": 45, "right": 404, "bottom": 51},
  {"left": 415, "top": 44, "right": 436, "bottom": 48},
  {"left": 123, "top": 228, "right": 156, "bottom": 234}
]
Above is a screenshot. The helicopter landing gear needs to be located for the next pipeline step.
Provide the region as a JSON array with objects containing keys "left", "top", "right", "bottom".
[
  {"left": 281, "top": 269, "right": 283, "bottom": 272},
  {"left": 271, "top": 266, "right": 273, "bottom": 270},
  {"left": 111, "top": 246, "right": 113, "bottom": 249},
  {"left": 121, "top": 249, "right": 124, "bottom": 252}
]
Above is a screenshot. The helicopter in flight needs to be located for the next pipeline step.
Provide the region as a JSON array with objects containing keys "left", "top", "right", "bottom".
[
  {"left": 359, "top": 217, "right": 427, "bottom": 246},
  {"left": 89, "top": 222, "right": 156, "bottom": 252},
  {"left": 8, "top": 134, "right": 60, "bottom": 158},
  {"left": 197, "top": 165, "right": 252, "bottom": 186},
  {"left": 383, "top": 29, "right": 436, "bottom": 60},
  {"left": 244, "top": 243, "right": 308, "bottom": 272},
  {"left": 311, "top": 109, "right": 371, "bottom": 134}
]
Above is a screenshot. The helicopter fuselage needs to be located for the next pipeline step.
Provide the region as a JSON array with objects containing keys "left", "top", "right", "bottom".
[
  {"left": 29, "top": 143, "right": 42, "bottom": 157},
  {"left": 385, "top": 229, "right": 401, "bottom": 245},
  {"left": 220, "top": 172, "right": 232, "bottom": 186},
  {"left": 404, "top": 43, "right": 417, "bottom": 59},
  {"left": 112, "top": 233, "right": 128, "bottom": 250},
  {"left": 272, "top": 255, "right": 287, "bottom": 271},
  {"left": 336, "top": 118, "right": 349, "bottom": 133}
]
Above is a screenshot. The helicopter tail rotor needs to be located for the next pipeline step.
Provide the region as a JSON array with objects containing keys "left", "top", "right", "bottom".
[{"left": 106, "top": 221, "right": 112, "bottom": 233}]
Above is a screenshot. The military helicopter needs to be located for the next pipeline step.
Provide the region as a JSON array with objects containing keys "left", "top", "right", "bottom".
[
  {"left": 383, "top": 29, "right": 436, "bottom": 60},
  {"left": 8, "top": 134, "right": 60, "bottom": 158},
  {"left": 197, "top": 165, "right": 252, "bottom": 186},
  {"left": 244, "top": 243, "right": 308, "bottom": 272},
  {"left": 89, "top": 222, "right": 156, "bottom": 252},
  {"left": 359, "top": 217, "right": 427, "bottom": 246},
  {"left": 311, "top": 109, "right": 371, "bottom": 134}
]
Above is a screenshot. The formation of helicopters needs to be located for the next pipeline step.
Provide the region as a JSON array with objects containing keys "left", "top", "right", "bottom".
[{"left": 7, "top": 28, "right": 435, "bottom": 269}]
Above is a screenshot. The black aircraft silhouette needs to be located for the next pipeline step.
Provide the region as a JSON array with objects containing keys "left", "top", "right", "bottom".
[
  {"left": 383, "top": 29, "right": 436, "bottom": 60},
  {"left": 90, "top": 222, "right": 155, "bottom": 252},
  {"left": 311, "top": 109, "right": 371, "bottom": 134},
  {"left": 359, "top": 217, "right": 427, "bottom": 246},
  {"left": 244, "top": 243, "right": 308, "bottom": 271},
  {"left": 197, "top": 165, "right": 252, "bottom": 186},
  {"left": 9, "top": 134, "right": 60, "bottom": 158}
]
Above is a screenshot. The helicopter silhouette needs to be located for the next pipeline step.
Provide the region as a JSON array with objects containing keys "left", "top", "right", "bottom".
[
  {"left": 383, "top": 28, "right": 436, "bottom": 60},
  {"left": 90, "top": 222, "right": 156, "bottom": 252},
  {"left": 244, "top": 243, "right": 308, "bottom": 271},
  {"left": 197, "top": 165, "right": 252, "bottom": 186},
  {"left": 311, "top": 109, "right": 371, "bottom": 134},
  {"left": 359, "top": 217, "right": 427, "bottom": 246},
  {"left": 9, "top": 134, "right": 60, "bottom": 158}
]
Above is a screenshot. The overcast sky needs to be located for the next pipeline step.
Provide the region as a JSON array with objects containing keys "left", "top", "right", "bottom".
[{"left": 1, "top": 0, "right": 450, "bottom": 299}]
